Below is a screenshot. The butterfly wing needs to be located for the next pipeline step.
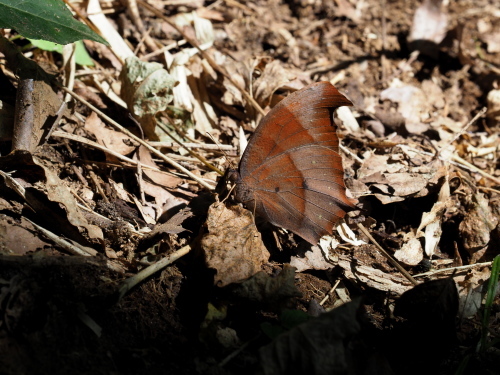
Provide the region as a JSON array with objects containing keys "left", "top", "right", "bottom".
[
  {"left": 236, "top": 82, "right": 355, "bottom": 244},
  {"left": 238, "top": 82, "right": 352, "bottom": 173}
]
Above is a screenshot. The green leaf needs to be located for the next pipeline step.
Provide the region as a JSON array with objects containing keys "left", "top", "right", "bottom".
[
  {"left": 0, "top": 0, "right": 107, "bottom": 45},
  {"left": 30, "top": 39, "right": 94, "bottom": 66}
]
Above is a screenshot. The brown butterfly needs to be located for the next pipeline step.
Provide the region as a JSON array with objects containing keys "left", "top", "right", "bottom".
[{"left": 229, "top": 82, "right": 356, "bottom": 245}]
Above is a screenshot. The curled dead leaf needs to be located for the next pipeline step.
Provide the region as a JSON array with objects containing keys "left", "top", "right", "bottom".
[{"left": 201, "top": 201, "right": 270, "bottom": 287}]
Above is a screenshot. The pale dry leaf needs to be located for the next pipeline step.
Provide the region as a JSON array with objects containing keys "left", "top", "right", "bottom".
[
  {"left": 337, "top": 251, "right": 413, "bottom": 295},
  {"left": 373, "top": 193, "right": 405, "bottom": 204},
  {"left": 370, "top": 183, "right": 391, "bottom": 195},
  {"left": 394, "top": 237, "right": 424, "bottom": 266},
  {"left": 187, "top": 72, "right": 218, "bottom": 135},
  {"left": 290, "top": 245, "right": 333, "bottom": 272},
  {"left": 87, "top": 0, "right": 134, "bottom": 62},
  {"left": 339, "top": 258, "right": 413, "bottom": 294},
  {"left": 221, "top": 59, "right": 254, "bottom": 106},
  {"left": 456, "top": 266, "right": 492, "bottom": 318},
  {"left": 141, "top": 180, "right": 183, "bottom": 221},
  {"left": 336, "top": 223, "right": 366, "bottom": 246},
  {"left": 486, "top": 88, "right": 500, "bottom": 126},
  {"left": 238, "top": 125, "right": 248, "bottom": 158},
  {"left": 357, "top": 153, "right": 390, "bottom": 179},
  {"left": 166, "top": 50, "right": 194, "bottom": 112},
  {"left": 408, "top": 0, "right": 448, "bottom": 45},
  {"left": 201, "top": 201, "right": 270, "bottom": 287},
  {"left": 423, "top": 219, "right": 443, "bottom": 258},
  {"left": 172, "top": 11, "right": 214, "bottom": 49},
  {"left": 478, "top": 21, "right": 500, "bottom": 53},
  {"left": 335, "top": 0, "right": 361, "bottom": 23},
  {"left": 431, "top": 116, "right": 465, "bottom": 139},
  {"left": 336, "top": 106, "right": 360, "bottom": 133},
  {"left": 384, "top": 173, "right": 428, "bottom": 197},
  {"left": 417, "top": 178, "right": 451, "bottom": 257},
  {"left": 120, "top": 56, "right": 177, "bottom": 140},
  {"left": 196, "top": 7, "right": 225, "bottom": 22},
  {"left": 319, "top": 236, "right": 340, "bottom": 262},
  {"left": 421, "top": 79, "right": 446, "bottom": 109},
  {"left": 380, "top": 82, "right": 428, "bottom": 124},
  {"left": 108, "top": 179, "right": 134, "bottom": 203}
]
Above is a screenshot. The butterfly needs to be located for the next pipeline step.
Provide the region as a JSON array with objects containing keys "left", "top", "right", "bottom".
[{"left": 229, "top": 82, "right": 356, "bottom": 245}]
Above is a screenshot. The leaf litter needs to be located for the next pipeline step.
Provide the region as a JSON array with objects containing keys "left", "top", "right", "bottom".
[{"left": 0, "top": 0, "right": 499, "bottom": 374}]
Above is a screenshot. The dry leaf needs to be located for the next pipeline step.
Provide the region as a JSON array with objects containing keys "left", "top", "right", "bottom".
[
  {"left": 201, "top": 201, "right": 270, "bottom": 287},
  {"left": 337, "top": 249, "right": 413, "bottom": 295},
  {"left": 120, "top": 56, "right": 177, "bottom": 140},
  {"left": 394, "top": 237, "right": 423, "bottom": 266},
  {"left": 85, "top": 112, "right": 137, "bottom": 156},
  {"left": 456, "top": 266, "right": 492, "bottom": 318},
  {"left": 0, "top": 216, "right": 51, "bottom": 255},
  {"left": 87, "top": 0, "right": 134, "bottom": 61},
  {"left": 408, "top": 0, "right": 448, "bottom": 57},
  {"left": 135, "top": 145, "right": 183, "bottom": 188},
  {"left": 417, "top": 177, "right": 451, "bottom": 257},
  {"left": 290, "top": 245, "right": 333, "bottom": 273},
  {"left": 252, "top": 60, "right": 296, "bottom": 108},
  {"left": 458, "top": 193, "right": 498, "bottom": 262},
  {"left": 32, "top": 157, "right": 103, "bottom": 241}
]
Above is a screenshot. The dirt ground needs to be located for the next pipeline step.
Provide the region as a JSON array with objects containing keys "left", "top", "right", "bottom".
[{"left": 1, "top": 0, "right": 499, "bottom": 374}]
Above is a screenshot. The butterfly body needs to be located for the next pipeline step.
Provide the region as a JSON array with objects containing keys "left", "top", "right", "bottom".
[{"left": 233, "top": 82, "right": 355, "bottom": 245}]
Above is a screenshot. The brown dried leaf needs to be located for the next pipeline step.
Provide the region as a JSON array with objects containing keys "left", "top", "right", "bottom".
[
  {"left": 253, "top": 60, "right": 296, "bottom": 108},
  {"left": 459, "top": 193, "right": 498, "bottom": 261},
  {"left": 32, "top": 157, "right": 103, "bottom": 241},
  {"left": 0, "top": 216, "right": 51, "bottom": 255},
  {"left": 201, "top": 201, "right": 270, "bottom": 287},
  {"left": 142, "top": 209, "right": 193, "bottom": 243},
  {"left": 357, "top": 154, "right": 390, "bottom": 180},
  {"left": 135, "top": 145, "right": 183, "bottom": 188},
  {"left": 380, "top": 82, "right": 429, "bottom": 125},
  {"left": 85, "top": 112, "right": 136, "bottom": 156}
]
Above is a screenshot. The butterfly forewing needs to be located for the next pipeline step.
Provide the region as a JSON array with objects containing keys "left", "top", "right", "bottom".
[{"left": 238, "top": 82, "right": 351, "bottom": 175}]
